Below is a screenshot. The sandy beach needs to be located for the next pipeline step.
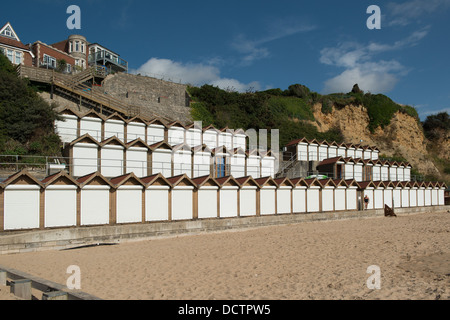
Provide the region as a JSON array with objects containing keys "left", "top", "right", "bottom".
[{"left": 0, "top": 210, "right": 449, "bottom": 300}]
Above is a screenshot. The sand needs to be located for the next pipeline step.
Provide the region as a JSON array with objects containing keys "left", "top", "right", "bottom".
[{"left": 0, "top": 210, "right": 449, "bottom": 300}]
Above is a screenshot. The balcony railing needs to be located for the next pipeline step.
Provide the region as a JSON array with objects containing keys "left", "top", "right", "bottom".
[{"left": 88, "top": 51, "right": 128, "bottom": 70}]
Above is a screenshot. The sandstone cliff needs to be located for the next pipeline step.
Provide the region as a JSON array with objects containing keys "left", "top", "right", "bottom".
[{"left": 309, "top": 103, "right": 449, "bottom": 182}]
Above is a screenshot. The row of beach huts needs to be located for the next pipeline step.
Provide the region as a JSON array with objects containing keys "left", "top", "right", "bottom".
[{"left": 0, "top": 169, "right": 446, "bottom": 232}]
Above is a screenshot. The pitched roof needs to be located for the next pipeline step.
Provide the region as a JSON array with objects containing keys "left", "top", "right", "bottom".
[
  {"left": 317, "top": 156, "right": 345, "bottom": 167},
  {"left": 166, "top": 174, "right": 195, "bottom": 187},
  {"left": 235, "top": 176, "right": 259, "bottom": 187},
  {"left": 191, "top": 175, "right": 220, "bottom": 188},
  {"left": 41, "top": 170, "right": 79, "bottom": 186},
  {"left": 109, "top": 173, "right": 144, "bottom": 187},
  {"left": 140, "top": 173, "right": 172, "bottom": 187},
  {"left": 1, "top": 169, "right": 43, "bottom": 188},
  {"left": 76, "top": 172, "right": 114, "bottom": 187}
]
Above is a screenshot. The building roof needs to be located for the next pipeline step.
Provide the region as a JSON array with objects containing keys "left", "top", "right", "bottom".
[
  {"left": 191, "top": 175, "right": 220, "bottom": 188},
  {"left": 0, "top": 22, "right": 29, "bottom": 51},
  {"left": 317, "top": 156, "right": 345, "bottom": 167}
]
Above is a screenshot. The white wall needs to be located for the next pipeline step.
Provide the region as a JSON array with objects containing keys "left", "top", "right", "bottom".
[
  {"left": 126, "top": 148, "right": 148, "bottom": 177},
  {"left": 80, "top": 117, "right": 102, "bottom": 141},
  {"left": 277, "top": 188, "right": 291, "bottom": 214},
  {"left": 306, "top": 188, "right": 320, "bottom": 213},
  {"left": 346, "top": 188, "right": 357, "bottom": 210},
  {"left": 374, "top": 189, "right": 384, "bottom": 209},
  {"left": 389, "top": 167, "right": 397, "bottom": 181},
  {"left": 438, "top": 189, "right": 445, "bottom": 206},
  {"left": 73, "top": 144, "right": 98, "bottom": 177},
  {"left": 116, "top": 187, "right": 143, "bottom": 224},
  {"left": 233, "top": 134, "right": 246, "bottom": 150},
  {"left": 230, "top": 155, "right": 246, "bottom": 178},
  {"left": 101, "top": 145, "right": 124, "bottom": 177},
  {"left": 147, "top": 125, "right": 165, "bottom": 146},
  {"left": 203, "top": 131, "right": 218, "bottom": 150},
  {"left": 298, "top": 144, "right": 308, "bottom": 161},
  {"left": 218, "top": 133, "right": 233, "bottom": 150},
  {"left": 334, "top": 188, "right": 346, "bottom": 211},
  {"left": 431, "top": 189, "right": 438, "bottom": 206},
  {"left": 45, "top": 186, "right": 77, "bottom": 228},
  {"left": 198, "top": 188, "right": 218, "bottom": 219},
  {"left": 193, "top": 153, "right": 211, "bottom": 178},
  {"left": 393, "top": 188, "right": 402, "bottom": 208},
  {"left": 247, "top": 156, "right": 261, "bottom": 179},
  {"left": 261, "top": 157, "right": 275, "bottom": 178},
  {"left": 168, "top": 127, "right": 185, "bottom": 146},
  {"left": 80, "top": 186, "right": 110, "bottom": 226},
  {"left": 322, "top": 188, "right": 334, "bottom": 212},
  {"left": 186, "top": 129, "right": 202, "bottom": 147},
  {"left": 384, "top": 189, "right": 393, "bottom": 207},
  {"left": 240, "top": 188, "right": 257, "bottom": 217},
  {"left": 292, "top": 188, "right": 306, "bottom": 213},
  {"left": 424, "top": 189, "right": 432, "bottom": 206},
  {"left": 404, "top": 168, "right": 411, "bottom": 182},
  {"left": 173, "top": 150, "right": 192, "bottom": 178},
  {"left": 409, "top": 189, "right": 417, "bottom": 207},
  {"left": 328, "top": 147, "right": 338, "bottom": 159},
  {"left": 104, "top": 120, "right": 125, "bottom": 141},
  {"left": 220, "top": 188, "right": 238, "bottom": 218},
  {"left": 381, "top": 166, "right": 389, "bottom": 181},
  {"left": 308, "top": 144, "right": 318, "bottom": 162},
  {"left": 417, "top": 189, "right": 425, "bottom": 207},
  {"left": 172, "top": 187, "right": 193, "bottom": 220},
  {"left": 401, "top": 189, "right": 410, "bottom": 207},
  {"left": 152, "top": 150, "right": 172, "bottom": 177},
  {"left": 318, "top": 146, "right": 328, "bottom": 162},
  {"left": 397, "top": 168, "right": 405, "bottom": 182},
  {"left": 344, "top": 164, "right": 354, "bottom": 180},
  {"left": 337, "top": 147, "right": 346, "bottom": 158},
  {"left": 260, "top": 188, "right": 276, "bottom": 215},
  {"left": 354, "top": 164, "right": 363, "bottom": 182},
  {"left": 145, "top": 187, "right": 169, "bottom": 221},
  {"left": 4, "top": 186, "right": 40, "bottom": 230},
  {"left": 373, "top": 166, "right": 381, "bottom": 181},
  {"left": 126, "top": 122, "right": 146, "bottom": 143},
  {"left": 56, "top": 115, "right": 78, "bottom": 143}
]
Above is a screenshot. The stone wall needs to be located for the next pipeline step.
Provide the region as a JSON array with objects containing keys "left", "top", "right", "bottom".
[{"left": 101, "top": 73, "right": 192, "bottom": 124}]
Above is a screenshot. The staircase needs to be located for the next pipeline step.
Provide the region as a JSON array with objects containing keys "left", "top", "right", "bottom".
[{"left": 17, "top": 65, "right": 142, "bottom": 119}]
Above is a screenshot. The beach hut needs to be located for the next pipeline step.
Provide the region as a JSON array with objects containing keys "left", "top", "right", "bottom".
[
  {"left": 318, "top": 141, "right": 329, "bottom": 162},
  {"left": 216, "top": 176, "right": 240, "bottom": 218},
  {"left": 372, "top": 160, "right": 382, "bottom": 181},
  {"left": 173, "top": 143, "right": 193, "bottom": 178},
  {"left": 383, "top": 181, "right": 394, "bottom": 208},
  {"left": 100, "top": 136, "right": 126, "bottom": 177},
  {"left": 363, "top": 146, "right": 372, "bottom": 160},
  {"left": 333, "top": 179, "right": 348, "bottom": 211},
  {"left": 307, "top": 139, "right": 320, "bottom": 162},
  {"left": 202, "top": 125, "right": 219, "bottom": 150},
  {"left": 404, "top": 163, "right": 412, "bottom": 182},
  {"left": 401, "top": 181, "right": 411, "bottom": 208},
  {"left": 397, "top": 163, "right": 405, "bottom": 182},
  {"left": 67, "top": 134, "right": 100, "bottom": 177},
  {"left": 79, "top": 110, "right": 104, "bottom": 142},
  {"left": 192, "top": 145, "right": 212, "bottom": 178},
  {"left": 327, "top": 141, "right": 339, "bottom": 159},
  {"left": 343, "top": 157, "right": 356, "bottom": 180},
  {"left": 236, "top": 176, "right": 259, "bottom": 217},
  {"left": 146, "top": 118, "right": 167, "bottom": 146},
  {"left": 0, "top": 170, "right": 43, "bottom": 231},
  {"left": 41, "top": 171, "right": 79, "bottom": 229},
  {"left": 233, "top": 129, "right": 247, "bottom": 151},
  {"left": 291, "top": 137, "right": 309, "bottom": 161},
  {"left": 141, "top": 174, "right": 172, "bottom": 222},
  {"left": 345, "top": 143, "right": 356, "bottom": 158},
  {"left": 438, "top": 182, "right": 446, "bottom": 206},
  {"left": 126, "top": 116, "right": 147, "bottom": 143},
  {"left": 167, "top": 175, "right": 196, "bottom": 221},
  {"left": 192, "top": 175, "right": 219, "bottom": 220},
  {"left": 392, "top": 181, "right": 402, "bottom": 209},
  {"left": 409, "top": 181, "right": 418, "bottom": 207},
  {"left": 185, "top": 122, "right": 203, "bottom": 148},
  {"left": 246, "top": 149, "right": 261, "bottom": 179},
  {"left": 371, "top": 146, "right": 380, "bottom": 161},
  {"left": 260, "top": 150, "right": 276, "bottom": 178},
  {"left": 125, "top": 139, "right": 150, "bottom": 178},
  {"left": 290, "top": 178, "right": 307, "bottom": 214},
  {"left": 55, "top": 108, "right": 80, "bottom": 143},
  {"left": 345, "top": 180, "right": 360, "bottom": 211},
  {"left": 355, "top": 144, "right": 364, "bottom": 159},
  {"left": 110, "top": 173, "right": 145, "bottom": 225},
  {"left": 274, "top": 177, "right": 294, "bottom": 215},
  {"left": 230, "top": 148, "right": 246, "bottom": 178},
  {"left": 362, "top": 159, "right": 374, "bottom": 182},
  {"left": 416, "top": 181, "right": 425, "bottom": 207},
  {"left": 359, "top": 181, "right": 377, "bottom": 210},
  {"left": 337, "top": 142, "right": 347, "bottom": 158},
  {"left": 167, "top": 121, "right": 186, "bottom": 146},
  {"left": 104, "top": 113, "right": 126, "bottom": 142},
  {"left": 305, "top": 178, "right": 321, "bottom": 213},
  {"left": 255, "top": 177, "right": 277, "bottom": 215},
  {"left": 149, "top": 141, "right": 173, "bottom": 177},
  {"left": 431, "top": 182, "right": 439, "bottom": 206},
  {"left": 424, "top": 182, "right": 432, "bottom": 206},
  {"left": 319, "top": 178, "right": 336, "bottom": 212},
  {"left": 389, "top": 162, "right": 399, "bottom": 182},
  {"left": 212, "top": 146, "right": 231, "bottom": 179},
  {"left": 353, "top": 158, "right": 364, "bottom": 182},
  {"left": 218, "top": 128, "right": 234, "bottom": 151},
  {"left": 77, "top": 172, "right": 113, "bottom": 226},
  {"left": 316, "top": 157, "right": 345, "bottom": 180},
  {"left": 373, "top": 181, "right": 385, "bottom": 209},
  {"left": 380, "top": 161, "right": 390, "bottom": 181}
]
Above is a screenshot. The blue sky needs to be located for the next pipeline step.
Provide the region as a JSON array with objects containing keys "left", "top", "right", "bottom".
[{"left": 2, "top": 0, "right": 450, "bottom": 120}]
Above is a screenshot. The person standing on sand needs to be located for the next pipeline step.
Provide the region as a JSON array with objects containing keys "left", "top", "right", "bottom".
[{"left": 364, "top": 195, "right": 370, "bottom": 210}]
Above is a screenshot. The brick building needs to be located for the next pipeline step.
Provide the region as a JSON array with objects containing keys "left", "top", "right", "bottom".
[
  {"left": 0, "top": 22, "right": 33, "bottom": 66},
  {"left": 31, "top": 41, "right": 75, "bottom": 72}
]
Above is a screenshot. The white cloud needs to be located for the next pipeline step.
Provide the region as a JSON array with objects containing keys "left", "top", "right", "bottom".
[
  {"left": 133, "top": 58, "right": 260, "bottom": 92},
  {"left": 320, "top": 28, "right": 429, "bottom": 94},
  {"left": 387, "top": 0, "right": 450, "bottom": 26}
]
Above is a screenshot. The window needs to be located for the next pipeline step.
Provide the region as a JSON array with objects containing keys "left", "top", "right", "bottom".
[
  {"left": 15, "top": 51, "right": 21, "bottom": 65},
  {"left": 75, "top": 41, "right": 80, "bottom": 52},
  {"left": 66, "top": 64, "right": 71, "bottom": 73},
  {"left": 81, "top": 42, "right": 85, "bottom": 53},
  {"left": 43, "top": 54, "right": 56, "bottom": 69},
  {"left": 1, "top": 26, "right": 14, "bottom": 39},
  {"left": 7, "top": 49, "right": 13, "bottom": 63},
  {"left": 69, "top": 41, "right": 73, "bottom": 53}
]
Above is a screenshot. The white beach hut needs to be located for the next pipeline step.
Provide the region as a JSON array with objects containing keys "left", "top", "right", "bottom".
[
  {"left": 104, "top": 113, "right": 126, "bottom": 142},
  {"left": 333, "top": 179, "right": 348, "bottom": 211},
  {"left": 236, "top": 176, "right": 259, "bottom": 217},
  {"left": 149, "top": 141, "right": 173, "bottom": 178},
  {"left": 202, "top": 125, "right": 219, "bottom": 150},
  {"left": 290, "top": 178, "right": 307, "bottom": 214},
  {"left": 255, "top": 177, "right": 277, "bottom": 216},
  {"left": 110, "top": 173, "right": 145, "bottom": 225},
  {"left": 141, "top": 174, "right": 171, "bottom": 222},
  {"left": 192, "top": 145, "right": 212, "bottom": 178},
  {"left": 345, "top": 180, "right": 360, "bottom": 211},
  {"left": 167, "top": 121, "right": 186, "bottom": 146},
  {"left": 233, "top": 129, "right": 247, "bottom": 151},
  {"left": 392, "top": 181, "right": 402, "bottom": 209},
  {"left": 216, "top": 176, "right": 240, "bottom": 218},
  {"left": 167, "top": 174, "right": 195, "bottom": 221},
  {"left": 126, "top": 116, "right": 147, "bottom": 143},
  {"left": 146, "top": 118, "right": 166, "bottom": 146},
  {"left": 67, "top": 134, "right": 100, "bottom": 177},
  {"left": 319, "top": 178, "right": 336, "bottom": 212},
  {"left": 274, "top": 177, "right": 294, "bottom": 215},
  {"left": 100, "top": 136, "right": 126, "bottom": 178},
  {"left": 79, "top": 110, "right": 104, "bottom": 142},
  {"left": 230, "top": 148, "right": 247, "bottom": 178},
  {"left": 417, "top": 182, "right": 425, "bottom": 207},
  {"left": 401, "top": 181, "right": 410, "bottom": 208},
  {"left": 173, "top": 143, "right": 193, "bottom": 178},
  {"left": 305, "top": 178, "right": 321, "bottom": 213},
  {"left": 373, "top": 181, "right": 386, "bottom": 209},
  {"left": 125, "top": 139, "right": 150, "bottom": 178},
  {"left": 55, "top": 108, "right": 80, "bottom": 143},
  {"left": 246, "top": 149, "right": 261, "bottom": 179},
  {"left": 192, "top": 175, "right": 219, "bottom": 220}
]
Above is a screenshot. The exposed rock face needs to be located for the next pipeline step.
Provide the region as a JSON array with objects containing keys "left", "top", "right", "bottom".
[{"left": 310, "top": 103, "right": 443, "bottom": 178}]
